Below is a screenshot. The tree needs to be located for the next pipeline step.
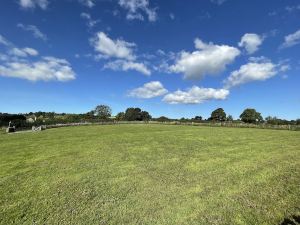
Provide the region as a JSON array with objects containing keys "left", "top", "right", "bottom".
[
  {"left": 124, "top": 108, "right": 152, "bottom": 121},
  {"left": 140, "top": 111, "right": 152, "bottom": 121},
  {"left": 240, "top": 108, "right": 263, "bottom": 123},
  {"left": 226, "top": 115, "right": 233, "bottom": 122},
  {"left": 210, "top": 108, "right": 226, "bottom": 121},
  {"left": 93, "top": 105, "right": 112, "bottom": 119},
  {"left": 193, "top": 116, "right": 203, "bottom": 121},
  {"left": 156, "top": 116, "right": 170, "bottom": 122},
  {"left": 116, "top": 112, "right": 125, "bottom": 121},
  {"left": 124, "top": 108, "right": 141, "bottom": 121}
]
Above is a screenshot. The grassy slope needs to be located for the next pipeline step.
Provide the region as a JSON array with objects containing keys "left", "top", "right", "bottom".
[{"left": 0, "top": 125, "right": 299, "bottom": 225}]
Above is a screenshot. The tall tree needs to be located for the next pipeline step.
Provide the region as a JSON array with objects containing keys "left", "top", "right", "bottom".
[
  {"left": 93, "top": 105, "right": 112, "bottom": 119},
  {"left": 140, "top": 111, "right": 152, "bottom": 121},
  {"left": 116, "top": 112, "right": 125, "bottom": 121},
  {"left": 124, "top": 108, "right": 142, "bottom": 121},
  {"left": 240, "top": 108, "right": 263, "bottom": 123},
  {"left": 210, "top": 108, "right": 226, "bottom": 121},
  {"left": 124, "top": 108, "right": 152, "bottom": 121}
]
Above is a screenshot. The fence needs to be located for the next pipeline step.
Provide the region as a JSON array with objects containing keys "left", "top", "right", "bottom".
[{"left": 44, "top": 121, "right": 300, "bottom": 131}]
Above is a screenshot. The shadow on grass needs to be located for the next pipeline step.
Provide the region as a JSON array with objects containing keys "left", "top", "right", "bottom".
[{"left": 280, "top": 215, "right": 300, "bottom": 225}]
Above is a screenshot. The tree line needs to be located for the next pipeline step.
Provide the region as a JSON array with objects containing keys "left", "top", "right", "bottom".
[{"left": 1, "top": 105, "right": 299, "bottom": 128}]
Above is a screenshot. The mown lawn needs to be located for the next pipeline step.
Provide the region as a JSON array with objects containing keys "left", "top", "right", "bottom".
[{"left": 0, "top": 125, "right": 299, "bottom": 225}]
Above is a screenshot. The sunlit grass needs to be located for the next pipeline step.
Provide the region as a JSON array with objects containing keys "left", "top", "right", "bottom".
[{"left": 0, "top": 125, "right": 299, "bottom": 224}]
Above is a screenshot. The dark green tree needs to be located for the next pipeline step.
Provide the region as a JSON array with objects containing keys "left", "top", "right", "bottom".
[
  {"left": 240, "top": 108, "right": 263, "bottom": 123},
  {"left": 140, "top": 111, "right": 152, "bottom": 121},
  {"left": 124, "top": 108, "right": 142, "bottom": 121},
  {"left": 226, "top": 115, "right": 233, "bottom": 122},
  {"left": 156, "top": 116, "right": 170, "bottom": 122},
  {"left": 116, "top": 112, "right": 125, "bottom": 121},
  {"left": 210, "top": 108, "right": 226, "bottom": 121},
  {"left": 124, "top": 108, "right": 151, "bottom": 121},
  {"left": 93, "top": 105, "right": 112, "bottom": 119},
  {"left": 193, "top": 116, "right": 203, "bottom": 121}
]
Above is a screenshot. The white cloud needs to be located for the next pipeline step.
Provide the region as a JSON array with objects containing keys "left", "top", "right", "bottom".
[
  {"left": 19, "top": 0, "right": 48, "bottom": 9},
  {"left": 118, "top": 0, "right": 157, "bottom": 22},
  {"left": 128, "top": 81, "right": 168, "bottom": 98},
  {"left": 0, "top": 34, "right": 75, "bottom": 82},
  {"left": 163, "top": 86, "right": 229, "bottom": 104},
  {"left": 79, "top": 0, "right": 95, "bottom": 8},
  {"left": 169, "top": 38, "right": 240, "bottom": 80},
  {"left": 104, "top": 60, "right": 151, "bottom": 75},
  {"left": 9, "top": 47, "right": 39, "bottom": 57},
  {"left": 0, "top": 35, "right": 10, "bottom": 46},
  {"left": 17, "top": 24, "right": 47, "bottom": 41},
  {"left": 281, "top": 29, "right": 300, "bottom": 48},
  {"left": 210, "top": 0, "right": 227, "bottom": 5},
  {"left": 224, "top": 61, "right": 280, "bottom": 88},
  {"left": 0, "top": 57, "right": 75, "bottom": 82},
  {"left": 91, "top": 32, "right": 136, "bottom": 60},
  {"left": 80, "top": 13, "right": 100, "bottom": 28},
  {"left": 238, "top": 33, "right": 263, "bottom": 54}
]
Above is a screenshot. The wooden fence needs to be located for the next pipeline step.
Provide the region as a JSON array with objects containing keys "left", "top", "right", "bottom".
[{"left": 44, "top": 121, "right": 300, "bottom": 131}]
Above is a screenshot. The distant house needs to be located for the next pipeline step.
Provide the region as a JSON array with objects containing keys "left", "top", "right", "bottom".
[{"left": 26, "top": 116, "right": 36, "bottom": 123}]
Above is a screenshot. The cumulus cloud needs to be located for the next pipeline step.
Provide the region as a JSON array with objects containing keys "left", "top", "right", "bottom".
[
  {"left": 118, "top": 0, "right": 157, "bottom": 22},
  {"left": 104, "top": 60, "right": 151, "bottom": 75},
  {"left": 79, "top": 0, "right": 95, "bottom": 8},
  {"left": 19, "top": 0, "right": 48, "bottom": 9},
  {"left": 91, "top": 32, "right": 136, "bottom": 60},
  {"left": 17, "top": 24, "right": 47, "bottom": 41},
  {"left": 0, "top": 57, "right": 75, "bottom": 82},
  {"left": 224, "top": 61, "right": 279, "bottom": 88},
  {"left": 281, "top": 29, "right": 300, "bottom": 48},
  {"left": 163, "top": 86, "right": 229, "bottom": 104},
  {"left": 128, "top": 81, "right": 168, "bottom": 98},
  {"left": 0, "top": 34, "right": 75, "bottom": 82},
  {"left": 238, "top": 33, "right": 263, "bottom": 54},
  {"left": 169, "top": 38, "right": 240, "bottom": 80}
]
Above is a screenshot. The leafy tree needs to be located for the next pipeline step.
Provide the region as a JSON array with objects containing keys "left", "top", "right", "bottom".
[
  {"left": 140, "top": 111, "right": 152, "bottom": 121},
  {"left": 240, "top": 108, "right": 263, "bottom": 123},
  {"left": 210, "top": 108, "right": 226, "bottom": 121},
  {"left": 93, "top": 105, "right": 112, "bottom": 119},
  {"left": 116, "top": 112, "right": 125, "bottom": 121},
  {"left": 156, "top": 116, "right": 170, "bottom": 122},
  {"left": 193, "top": 116, "right": 203, "bottom": 121},
  {"left": 124, "top": 108, "right": 152, "bottom": 121},
  {"left": 227, "top": 115, "right": 233, "bottom": 122},
  {"left": 124, "top": 108, "right": 141, "bottom": 121}
]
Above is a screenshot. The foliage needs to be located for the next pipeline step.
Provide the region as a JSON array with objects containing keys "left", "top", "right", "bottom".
[
  {"left": 92, "top": 105, "right": 112, "bottom": 119},
  {"left": 210, "top": 108, "right": 226, "bottom": 121},
  {"left": 0, "top": 113, "right": 26, "bottom": 127},
  {"left": 240, "top": 108, "right": 263, "bottom": 123},
  {"left": 226, "top": 115, "right": 233, "bottom": 122},
  {"left": 115, "top": 112, "right": 125, "bottom": 121},
  {"left": 193, "top": 116, "right": 203, "bottom": 121},
  {"left": 124, "top": 108, "right": 151, "bottom": 121},
  {"left": 156, "top": 116, "right": 170, "bottom": 122}
]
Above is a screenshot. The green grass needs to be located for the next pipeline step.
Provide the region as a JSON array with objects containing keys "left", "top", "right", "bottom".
[{"left": 0, "top": 125, "right": 299, "bottom": 225}]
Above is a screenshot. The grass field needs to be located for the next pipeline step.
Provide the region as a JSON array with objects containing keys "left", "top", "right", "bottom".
[{"left": 0, "top": 125, "right": 299, "bottom": 225}]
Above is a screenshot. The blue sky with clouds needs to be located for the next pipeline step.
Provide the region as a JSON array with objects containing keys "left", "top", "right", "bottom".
[{"left": 0, "top": 0, "right": 299, "bottom": 119}]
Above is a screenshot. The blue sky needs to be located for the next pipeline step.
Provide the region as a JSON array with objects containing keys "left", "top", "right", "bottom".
[{"left": 0, "top": 0, "right": 299, "bottom": 119}]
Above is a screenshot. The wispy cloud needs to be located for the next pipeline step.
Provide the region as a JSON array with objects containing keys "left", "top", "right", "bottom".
[{"left": 17, "top": 23, "right": 47, "bottom": 41}]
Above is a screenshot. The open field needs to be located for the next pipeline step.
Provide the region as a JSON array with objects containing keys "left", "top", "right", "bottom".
[{"left": 0, "top": 125, "right": 299, "bottom": 224}]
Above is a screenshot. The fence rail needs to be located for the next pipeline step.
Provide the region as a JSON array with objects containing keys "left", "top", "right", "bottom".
[{"left": 44, "top": 121, "right": 300, "bottom": 131}]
